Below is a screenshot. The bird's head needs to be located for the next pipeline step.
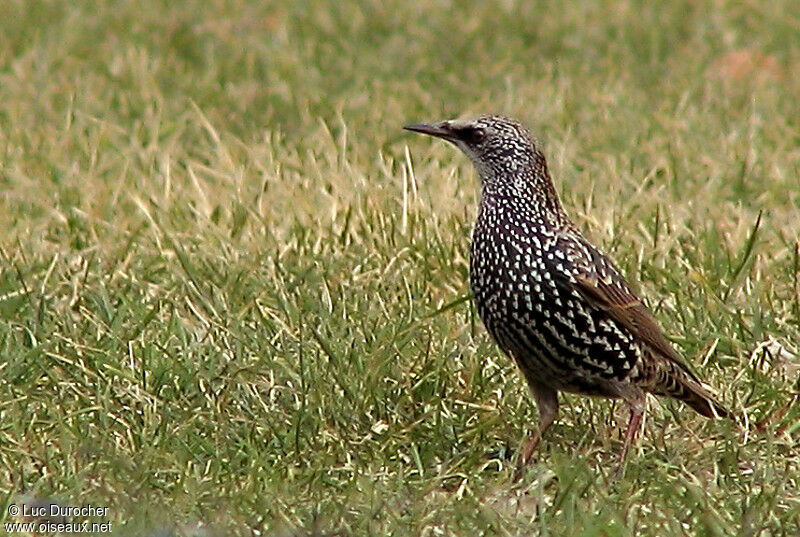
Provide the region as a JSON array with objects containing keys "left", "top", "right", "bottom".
[{"left": 404, "top": 115, "right": 542, "bottom": 181}]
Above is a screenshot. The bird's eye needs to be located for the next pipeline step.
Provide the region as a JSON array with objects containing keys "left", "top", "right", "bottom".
[{"left": 458, "top": 126, "right": 486, "bottom": 144}]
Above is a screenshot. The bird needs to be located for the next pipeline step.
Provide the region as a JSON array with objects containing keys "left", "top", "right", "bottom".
[{"left": 404, "top": 115, "right": 730, "bottom": 478}]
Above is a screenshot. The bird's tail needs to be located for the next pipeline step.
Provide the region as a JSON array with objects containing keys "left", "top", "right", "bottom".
[{"left": 652, "top": 360, "right": 731, "bottom": 419}]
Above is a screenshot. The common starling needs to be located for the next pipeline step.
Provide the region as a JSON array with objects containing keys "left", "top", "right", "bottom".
[{"left": 405, "top": 115, "right": 730, "bottom": 477}]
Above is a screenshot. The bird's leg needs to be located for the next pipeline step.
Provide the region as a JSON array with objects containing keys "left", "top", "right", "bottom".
[
  {"left": 517, "top": 433, "right": 542, "bottom": 473},
  {"left": 614, "top": 397, "right": 645, "bottom": 478},
  {"left": 514, "top": 382, "right": 558, "bottom": 482}
]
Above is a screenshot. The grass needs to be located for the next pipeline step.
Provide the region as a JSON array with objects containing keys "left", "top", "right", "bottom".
[{"left": 1, "top": 0, "right": 799, "bottom": 534}]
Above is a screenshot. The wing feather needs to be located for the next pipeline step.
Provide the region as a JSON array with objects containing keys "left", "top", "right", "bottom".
[{"left": 553, "top": 234, "right": 700, "bottom": 382}]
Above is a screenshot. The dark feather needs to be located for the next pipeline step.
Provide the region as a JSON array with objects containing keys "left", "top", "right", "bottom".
[{"left": 553, "top": 233, "right": 702, "bottom": 383}]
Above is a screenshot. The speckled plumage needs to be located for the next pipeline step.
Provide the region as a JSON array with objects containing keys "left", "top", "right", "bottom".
[{"left": 405, "top": 115, "right": 729, "bottom": 476}]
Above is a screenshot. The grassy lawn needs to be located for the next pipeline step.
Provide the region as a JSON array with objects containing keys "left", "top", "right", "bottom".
[{"left": 1, "top": 0, "right": 799, "bottom": 534}]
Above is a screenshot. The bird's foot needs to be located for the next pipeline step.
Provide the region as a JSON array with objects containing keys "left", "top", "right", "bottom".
[
  {"left": 612, "top": 458, "right": 627, "bottom": 481},
  {"left": 512, "top": 433, "right": 541, "bottom": 482}
]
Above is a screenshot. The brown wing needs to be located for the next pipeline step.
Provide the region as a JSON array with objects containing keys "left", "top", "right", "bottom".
[
  {"left": 555, "top": 235, "right": 700, "bottom": 382},
  {"left": 570, "top": 269, "right": 731, "bottom": 417},
  {"left": 571, "top": 274, "right": 681, "bottom": 362}
]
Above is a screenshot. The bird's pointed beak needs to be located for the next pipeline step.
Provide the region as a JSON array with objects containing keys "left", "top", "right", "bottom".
[{"left": 403, "top": 122, "right": 458, "bottom": 142}]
